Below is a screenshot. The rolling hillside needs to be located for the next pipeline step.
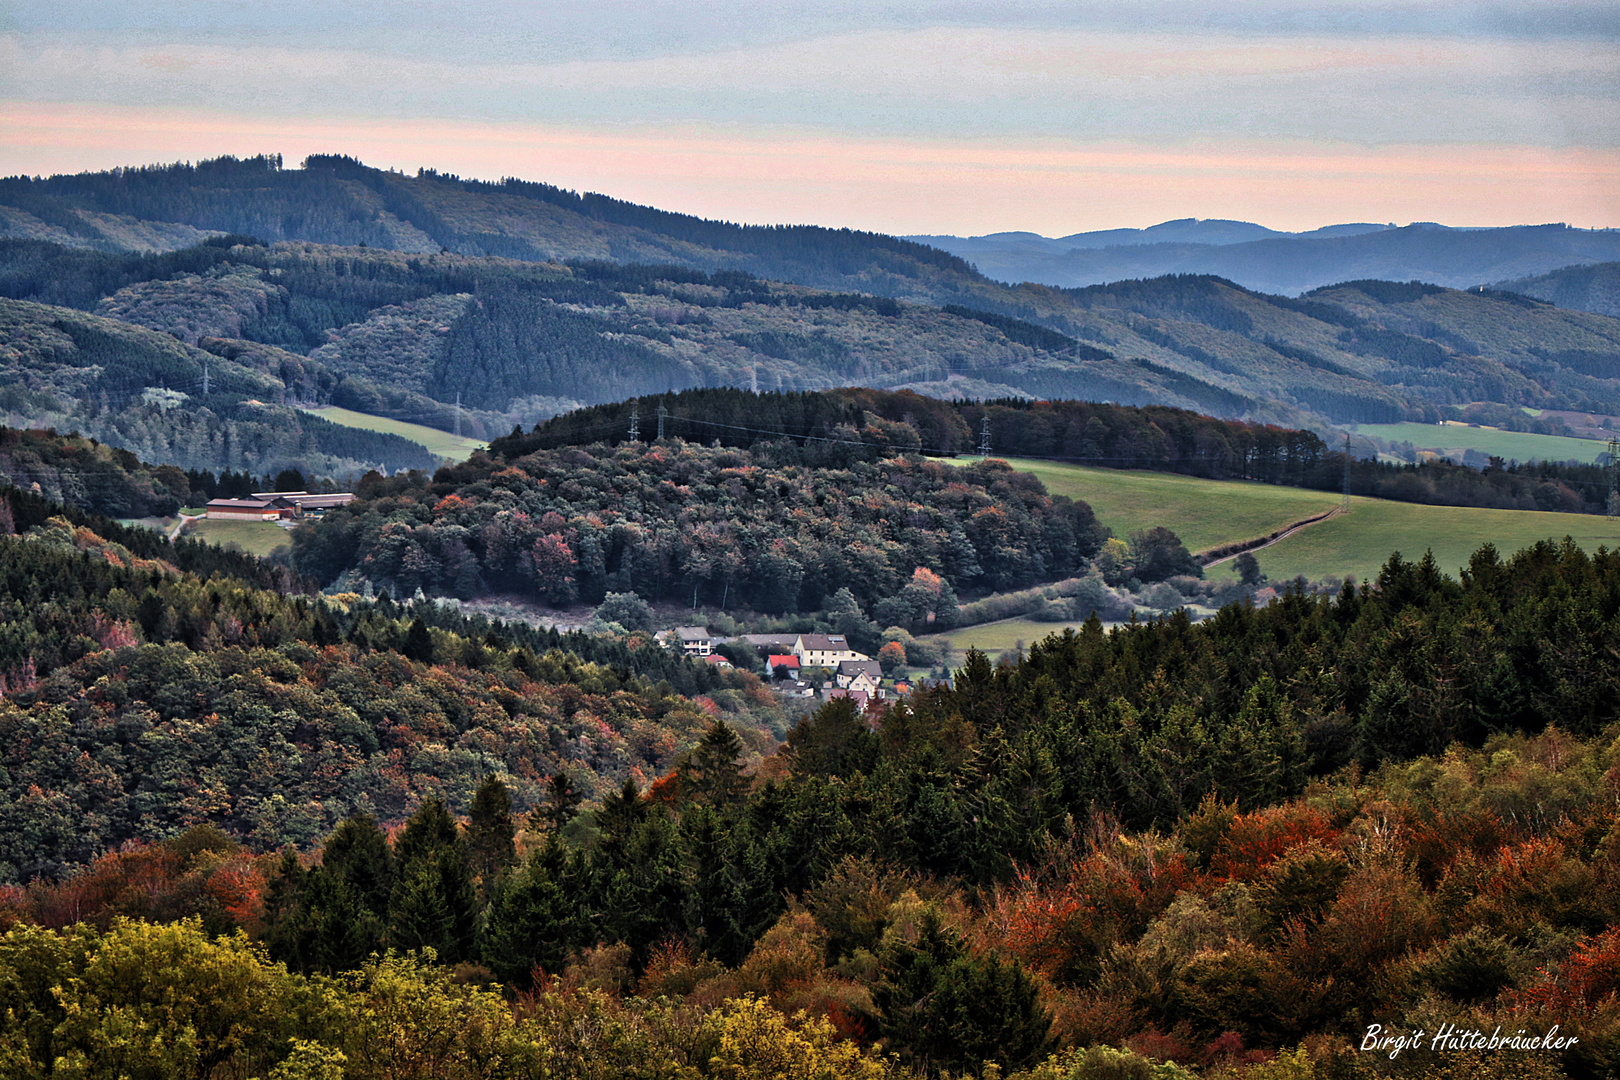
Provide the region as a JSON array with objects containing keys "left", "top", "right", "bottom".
[
  {"left": 1009, "top": 456, "right": 1620, "bottom": 588},
  {"left": 7, "top": 156, "right": 1620, "bottom": 447},
  {"left": 1497, "top": 260, "right": 1620, "bottom": 320}
]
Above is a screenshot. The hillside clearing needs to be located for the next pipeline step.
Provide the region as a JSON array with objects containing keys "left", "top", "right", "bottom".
[
  {"left": 1002, "top": 458, "right": 1342, "bottom": 555},
  {"left": 184, "top": 517, "right": 292, "bottom": 558},
  {"left": 1206, "top": 498, "right": 1620, "bottom": 586},
  {"left": 298, "top": 406, "right": 484, "bottom": 463},
  {"left": 1352, "top": 421, "right": 1612, "bottom": 464}
]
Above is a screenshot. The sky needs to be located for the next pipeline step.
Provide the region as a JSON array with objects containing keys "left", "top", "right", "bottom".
[{"left": 1, "top": 1, "right": 1617, "bottom": 237}]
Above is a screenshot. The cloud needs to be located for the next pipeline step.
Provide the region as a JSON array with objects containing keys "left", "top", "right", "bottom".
[
  {"left": 2, "top": 3, "right": 1614, "bottom": 230},
  {"left": 5, "top": 28, "right": 1617, "bottom": 149},
  {"left": 4, "top": 103, "right": 1615, "bottom": 235}
]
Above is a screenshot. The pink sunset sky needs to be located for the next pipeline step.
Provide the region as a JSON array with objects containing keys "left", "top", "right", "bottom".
[{"left": 2, "top": 2, "right": 1616, "bottom": 237}]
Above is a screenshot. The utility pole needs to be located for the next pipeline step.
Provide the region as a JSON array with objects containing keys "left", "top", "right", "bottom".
[
  {"left": 1342, "top": 434, "right": 1352, "bottom": 512},
  {"left": 454, "top": 392, "right": 462, "bottom": 439},
  {"left": 978, "top": 415, "right": 992, "bottom": 458},
  {"left": 628, "top": 404, "right": 640, "bottom": 442},
  {"left": 657, "top": 403, "right": 667, "bottom": 441}
]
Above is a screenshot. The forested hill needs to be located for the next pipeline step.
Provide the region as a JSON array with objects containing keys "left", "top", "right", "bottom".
[
  {"left": 9, "top": 225, "right": 1620, "bottom": 444},
  {"left": 0, "top": 484, "right": 778, "bottom": 879},
  {"left": 0, "top": 155, "right": 980, "bottom": 301},
  {"left": 1498, "top": 260, "right": 1620, "bottom": 320}
]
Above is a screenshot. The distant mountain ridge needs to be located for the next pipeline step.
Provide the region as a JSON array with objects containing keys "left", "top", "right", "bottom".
[
  {"left": 912, "top": 217, "right": 1394, "bottom": 255},
  {"left": 910, "top": 220, "right": 1620, "bottom": 297},
  {"left": 6, "top": 155, "right": 1620, "bottom": 464}
]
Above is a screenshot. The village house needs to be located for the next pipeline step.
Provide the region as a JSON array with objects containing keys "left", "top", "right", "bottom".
[
  {"left": 766, "top": 655, "right": 800, "bottom": 676},
  {"left": 835, "top": 659, "right": 882, "bottom": 693},
  {"left": 792, "top": 633, "right": 868, "bottom": 669},
  {"left": 673, "top": 626, "right": 712, "bottom": 656},
  {"left": 825, "top": 687, "right": 871, "bottom": 712},
  {"left": 741, "top": 633, "right": 799, "bottom": 653}
]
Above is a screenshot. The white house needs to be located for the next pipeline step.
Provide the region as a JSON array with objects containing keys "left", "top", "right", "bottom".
[{"left": 792, "top": 633, "right": 868, "bottom": 669}]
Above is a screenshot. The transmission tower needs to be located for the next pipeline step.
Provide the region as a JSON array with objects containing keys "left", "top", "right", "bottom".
[
  {"left": 657, "top": 403, "right": 667, "bottom": 440},
  {"left": 1609, "top": 435, "right": 1620, "bottom": 516},
  {"left": 978, "top": 416, "right": 992, "bottom": 458},
  {"left": 453, "top": 392, "right": 462, "bottom": 439},
  {"left": 628, "top": 405, "right": 640, "bottom": 442},
  {"left": 1342, "top": 435, "right": 1352, "bottom": 512}
]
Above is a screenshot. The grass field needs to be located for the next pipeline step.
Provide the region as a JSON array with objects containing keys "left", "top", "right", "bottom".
[
  {"left": 1003, "top": 458, "right": 1342, "bottom": 555},
  {"left": 298, "top": 406, "right": 486, "bottom": 462},
  {"left": 184, "top": 518, "right": 292, "bottom": 557},
  {"left": 924, "top": 617, "right": 1099, "bottom": 661},
  {"left": 1352, "top": 422, "right": 1611, "bottom": 464},
  {"left": 1206, "top": 498, "right": 1620, "bottom": 586}
]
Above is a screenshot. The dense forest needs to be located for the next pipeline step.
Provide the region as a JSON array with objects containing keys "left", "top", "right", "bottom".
[
  {"left": 8, "top": 164, "right": 1620, "bottom": 436},
  {"left": 291, "top": 438, "right": 1113, "bottom": 616},
  {"left": 0, "top": 293, "right": 438, "bottom": 478},
  {"left": 0, "top": 491, "right": 782, "bottom": 881},
  {"left": 2, "top": 519, "right": 1618, "bottom": 1076},
  {"left": 506, "top": 388, "right": 1620, "bottom": 516}
]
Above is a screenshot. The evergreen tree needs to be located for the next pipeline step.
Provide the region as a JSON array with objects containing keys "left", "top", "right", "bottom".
[
  {"left": 871, "top": 907, "right": 1051, "bottom": 1074},
  {"left": 478, "top": 839, "right": 584, "bottom": 985},
  {"left": 402, "top": 617, "right": 435, "bottom": 663},
  {"left": 680, "top": 721, "right": 747, "bottom": 806},
  {"left": 539, "top": 771, "right": 583, "bottom": 833},
  {"left": 467, "top": 775, "right": 517, "bottom": 895}
]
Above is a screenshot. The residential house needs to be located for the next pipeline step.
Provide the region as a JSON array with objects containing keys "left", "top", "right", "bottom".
[
  {"left": 673, "top": 626, "right": 713, "bottom": 656},
  {"left": 792, "top": 633, "right": 868, "bottom": 669},
  {"left": 741, "top": 633, "right": 799, "bottom": 653},
  {"left": 835, "top": 659, "right": 882, "bottom": 691},
  {"left": 825, "top": 687, "right": 871, "bottom": 712},
  {"left": 766, "top": 655, "right": 800, "bottom": 676}
]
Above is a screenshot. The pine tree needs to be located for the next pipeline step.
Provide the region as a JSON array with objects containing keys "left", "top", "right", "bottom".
[
  {"left": 467, "top": 775, "right": 517, "bottom": 894},
  {"left": 680, "top": 720, "right": 746, "bottom": 806},
  {"left": 478, "top": 839, "right": 583, "bottom": 985},
  {"left": 539, "top": 771, "right": 583, "bottom": 833},
  {"left": 402, "top": 617, "right": 434, "bottom": 663}
]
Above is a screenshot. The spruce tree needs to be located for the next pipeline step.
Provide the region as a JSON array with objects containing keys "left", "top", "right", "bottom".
[{"left": 467, "top": 775, "right": 517, "bottom": 894}]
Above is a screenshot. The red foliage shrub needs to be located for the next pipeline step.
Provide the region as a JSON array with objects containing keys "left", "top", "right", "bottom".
[{"left": 1209, "top": 803, "right": 1339, "bottom": 882}]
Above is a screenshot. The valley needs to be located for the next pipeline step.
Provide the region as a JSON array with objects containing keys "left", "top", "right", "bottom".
[{"left": 4, "top": 155, "right": 1620, "bottom": 1079}]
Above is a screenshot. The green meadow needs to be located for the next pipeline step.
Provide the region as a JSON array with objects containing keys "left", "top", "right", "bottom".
[
  {"left": 298, "top": 406, "right": 486, "bottom": 462},
  {"left": 1352, "top": 421, "right": 1611, "bottom": 464},
  {"left": 184, "top": 517, "right": 292, "bottom": 558},
  {"left": 1002, "top": 458, "right": 1341, "bottom": 555},
  {"left": 1205, "top": 497, "right": 1620, "bottom": 586}
]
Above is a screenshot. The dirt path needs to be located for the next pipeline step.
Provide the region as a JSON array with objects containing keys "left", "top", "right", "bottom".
[
  {"left": 1198, "top": 505, "right": 1344, "bottom": 568},
  {"left": 166, "top": 515, "right": 193, "bottom": 542}
]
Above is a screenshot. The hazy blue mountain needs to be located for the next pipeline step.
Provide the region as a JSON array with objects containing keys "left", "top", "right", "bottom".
[{"left": 911, "top": 221, "right": 1620, "bottom": 296}]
